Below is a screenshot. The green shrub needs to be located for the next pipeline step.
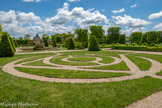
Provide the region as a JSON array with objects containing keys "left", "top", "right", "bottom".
[
  {"left": 88, "top": 36, "right": 101, "bottom": 51},
  {"left": 67, "top": 38, "right": 75, "bottom": 50},
  {"left": 125, "top": 43, "right": 129, "bottom": 46},
  {"left": 132, "top": 43, "right": 137, "bottom": 47},
  {"left": 0, "top": 32, "right": 15, "bottom": 57}
]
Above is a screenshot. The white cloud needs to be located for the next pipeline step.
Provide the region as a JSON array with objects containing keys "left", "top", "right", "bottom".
[
  {"left": 148, "top": 10, "right": 162, "bottom": 20},
  {"left": 67, "top": 0, "right": 80, "bottom": 2},
  {"left": 154, "top": 23, "right": 162, "bottom": 31},
  {"left": 112, "top": 8, "right": 125, "bottom": 14},
  {"left": 22, "top": 0, "right": 41, "bottom": 2},
  {"left": 130, "top": 4, "right": 137, "bottom": 8},
  {"left": 0, "top": 2, "right": 109, "bottom": 38},
  {"left": 112, "top": 15, "right": 151, "bottom": 27}
]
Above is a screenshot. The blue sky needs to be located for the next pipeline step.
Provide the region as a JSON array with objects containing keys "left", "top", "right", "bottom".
[{"left": 0, "top": 0, "right": 162, "bottom": 38}]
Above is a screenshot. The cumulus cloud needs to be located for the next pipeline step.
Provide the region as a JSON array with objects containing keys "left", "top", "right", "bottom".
[
  {"left": 22, "top": 0, "right": 41, "bottom": 2},
  {"left": 112, "top": 8, "right": 125, "bottom": 14},
  {"left": 67, "top": 0, "right": 80, "bottom": 2},
  {"left": 154, "top": 23, "right": 162, "bottom": 31},
  {"left": 148, "top": 10, "right": 162, "bottom": 19},
  {"left": 112, "top": 15, "right": 151, "bottom": 27},
  {"left": 45, "top": 2, "right": 109, "bottom": 28},
  {"left": 130, "top": 4, "right": 137, "bottom": 8},
  {"left": 0, "top": 2, "right": 109, "bottom": 38}
]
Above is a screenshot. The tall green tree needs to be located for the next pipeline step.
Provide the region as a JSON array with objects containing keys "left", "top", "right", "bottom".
[
  {"left": 75, "top": 29, "right": 88, "bottom": 49},
  {"left": 42, "top": 34, "right": 49, "bottom": 47},
  {"left": 0, "top": 24, "right": 2, "bottom": 40},
  {"left": 142, "top": 32, "right": 147, "bottom": 43},
  {"left": 159, "top": 31, "right": 162, "bottom": 43},
  {"left": 108, "top": 27, "right": 121, "bottom": 44},
  {"left": 146, "top": 31, "right": 159, "bottom": 43},
  {"left": 119, "top": 34, "right": 126, "bottom": 44},
  {"left": 90, "top": 25, "right": 104, "bottom": 44},
  {"left": 130, "top": 32, "right": 142, "bottom": 44}
]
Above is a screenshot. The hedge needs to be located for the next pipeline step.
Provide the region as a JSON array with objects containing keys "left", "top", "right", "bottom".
[
  {"left": 67, "top": 38, "right": 75, "bottom": 50},
  {"left": 114, "top": 45, "right": 162, "bottom": 52}
]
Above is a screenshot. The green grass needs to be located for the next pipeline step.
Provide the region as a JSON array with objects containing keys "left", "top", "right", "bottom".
[
  {"left": 0, "top": 51, "right": 162, "bottom": 107},
  {"left": 15, "top": 53, "right": 55, "bottom": 64},
  {"left": 0, "top": 68, "right": 162, "bottom": 107},
  {"left": 126, "top": 55, "right": 152, "bottom": 71},
  {"left": 99, "top": 56, "right": 115, "bottom": 64},
  {"left": 15, "top": 67, "right": 130, "bottom": 79},
  {"left": 50, "top": 56, "right": 99, "bottom": 66},
  {"left": 24, "top": 60, "right": 55, "bottom": 67},
  {"left": 68, "top": 57, "right": 96, "bottom": 62},
  {"left": 131, "top": 53, "right": 162, "bottom": 63},
  {"left": 156, "top": 70, "right": 162, "bottom": 76},
  {"left": 86, "top": 61, "right": 130, "bottom": 70}
]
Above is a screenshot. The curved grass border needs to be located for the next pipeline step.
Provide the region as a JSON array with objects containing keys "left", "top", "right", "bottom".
[
  {"left": 50, "top": 56, "right": 99, "bottom": 66},
  {"left": 126, "top": 55, "right": 152, "bottom": 71},
  {"left": 15, "top": 67, "right": 130, "bottom": 79},
  {"left": 85, "top": 61, "right": 130, "bottom": 70}
]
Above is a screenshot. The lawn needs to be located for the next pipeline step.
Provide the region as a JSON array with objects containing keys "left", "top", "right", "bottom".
[
  {"left": 86, "top": 61, "right": 130, "bottom": 70},
  {"left": 0, "top": 51, "right": 162, "bottom": 108},
  {"left": 15, "top": 67, "right": 130, "bottom": 79},
  {"left": 126, "top": 55, "right": 152, "bottom": 71}
]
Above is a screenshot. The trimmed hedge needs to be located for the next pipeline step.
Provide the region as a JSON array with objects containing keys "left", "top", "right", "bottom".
[
  {"left": 114, "top": 45, "right": 162, "bottom": 52},
  {"left": 88, "top": 36, "right": 101, "bottom": 51},
  {"left": 0, "top": 32, "right": 15, "bottom": 57}
]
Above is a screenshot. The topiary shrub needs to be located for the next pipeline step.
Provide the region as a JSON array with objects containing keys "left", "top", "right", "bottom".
[
  {"left": 67, "top": 38, "right": 75, "bottom": 50},
  {"left": 52, "top": 39, "right": 57, "bottom": 47},
  {"left": 0, "top": 32, "right": 15, "bottom": 57},
  {"left": 14, "top": 39, "right": 18, "bottom": 47},
  {"left": 9, "top": 36, "right": 16, "bottom": 52},
  {"left": 88, "top": 36, "right": 101, "bottom": 51}
]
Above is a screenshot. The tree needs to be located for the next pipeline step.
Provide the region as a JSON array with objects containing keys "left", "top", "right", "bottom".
[
  {"left": 0, "top": 32, "right": 15, "bottom": 57},
  {"left": 24, "top": 34, "right": 31, "bottom": 40},
  {"left": 142, "top": 32, "right": 147, "bottom": 43},
  {"left": 108, "top": 27, "right": 121, "bottom": 44},
  {"left": 0, "top": 24, "right": 2, "bottom": 36},
  {"left": 130, "top": 32, "right": 142, "bottom": 44},
  {"left": 67, "top": 38, "right": 75, "bottom": 50},
  {"left": 88, "top": 36, "right": 101, "bottom": 51},
  {"left": 119, "top": 34, "right": 126, "bottom": 44},
  {"left": 159, "top": 31, "right": 162, "bottom": 43},
  {"left": 90, "top": 25, "right": 104, "bottom": 43},
  {"left": 52, "top": 39, "right": 57, "bottom": 47},
  {"left": 42, "top": 34, "right": 49, "bottom": 47},
  {"left": 146, "top": 31, "right": 159, "bottom": 43},
  {"left": 75, "top": 29, "right": 88, "bottom": 49}
]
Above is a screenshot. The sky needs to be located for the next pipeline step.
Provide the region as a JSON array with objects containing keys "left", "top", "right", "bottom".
[{"left": 0, "top": 0, "right": 162, "bottom": 38}]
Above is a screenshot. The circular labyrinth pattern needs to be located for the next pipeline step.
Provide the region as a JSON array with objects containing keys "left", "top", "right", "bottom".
[{"left": 2, "top": 50, "right": 162, "bottom": 83}]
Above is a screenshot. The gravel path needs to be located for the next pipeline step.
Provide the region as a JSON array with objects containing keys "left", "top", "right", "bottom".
[
  {"left": 127, "top": 91, "right": 162, "bottom": 108},
  {"left": 2, "top": 52, "right": 162, "bottom": 83}
]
